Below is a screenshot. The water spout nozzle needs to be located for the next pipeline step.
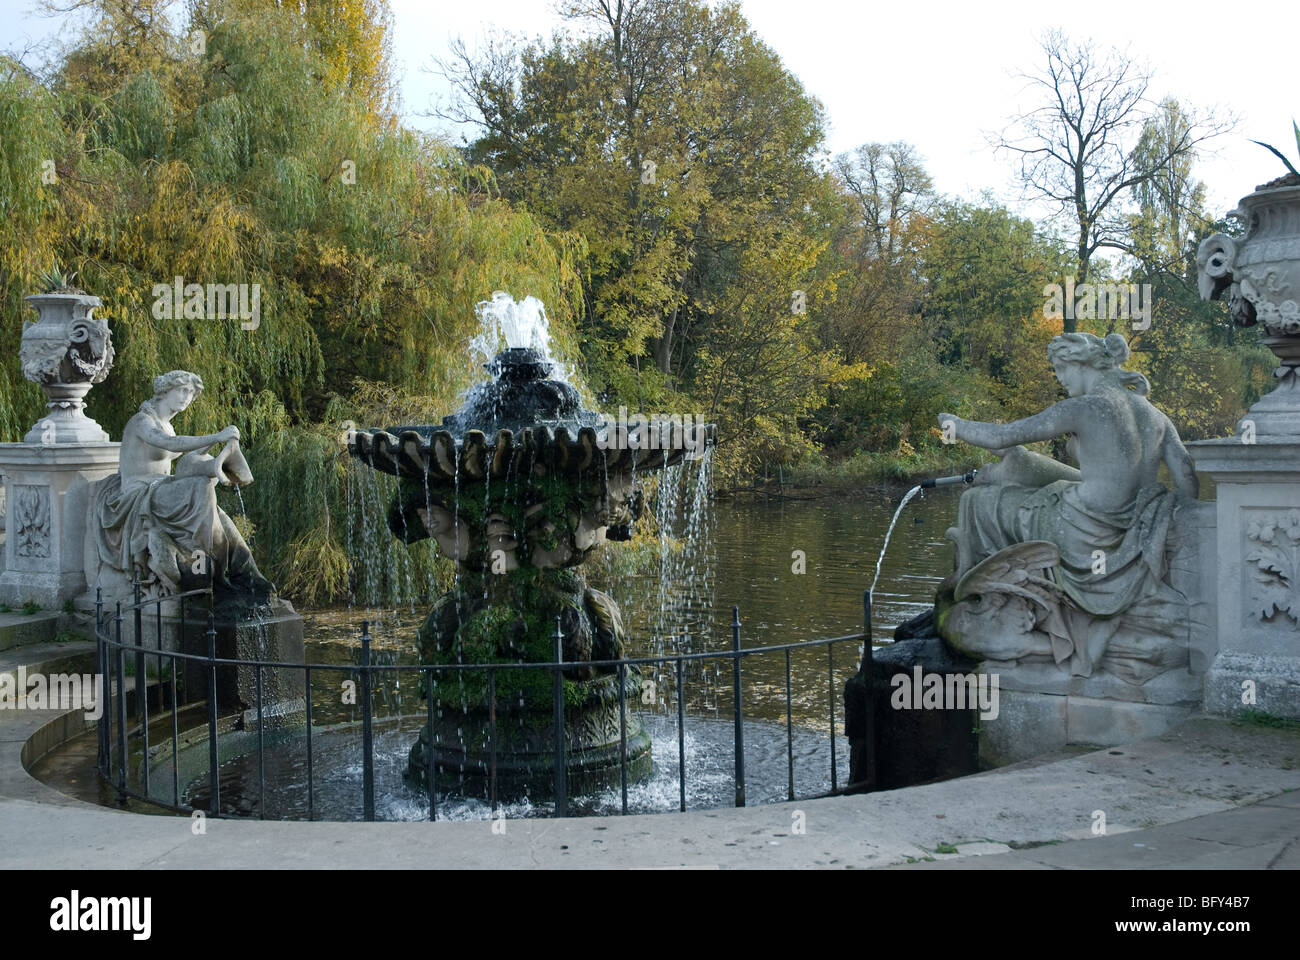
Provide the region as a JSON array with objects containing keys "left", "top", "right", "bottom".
[{"left": 920, "top": 469, "right": 977, "bottom": 490}]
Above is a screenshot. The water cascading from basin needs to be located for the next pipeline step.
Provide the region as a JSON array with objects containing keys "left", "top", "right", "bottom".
[{"left": 348, "top": 293, "right": 716, "bottom": 799}]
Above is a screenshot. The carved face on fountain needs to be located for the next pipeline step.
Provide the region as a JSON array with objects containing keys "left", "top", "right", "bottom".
[{"left": 68, "top": 314, "right": 115, "bottom": 381}]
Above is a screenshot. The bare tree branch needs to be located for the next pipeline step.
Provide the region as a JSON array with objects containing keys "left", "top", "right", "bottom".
[{"left": 990, "top": 29, "right": 1235, "bottom": 330}]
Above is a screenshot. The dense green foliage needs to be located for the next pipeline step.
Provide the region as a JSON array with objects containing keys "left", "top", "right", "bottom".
[{"left": 1, "top": 0, "right": 582, "bottom": 603}]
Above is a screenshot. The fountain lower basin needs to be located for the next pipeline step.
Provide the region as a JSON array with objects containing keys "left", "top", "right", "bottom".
[{"left": 171, "top": 714, "right": 844, "bottom": 819}]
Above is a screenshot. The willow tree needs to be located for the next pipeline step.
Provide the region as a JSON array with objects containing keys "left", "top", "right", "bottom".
[
  {"left": 0, "top": 0, "right": 585, "bottom": 603},
  {"left": 0, "top": 56, "right": 65, "bottom": 438}
]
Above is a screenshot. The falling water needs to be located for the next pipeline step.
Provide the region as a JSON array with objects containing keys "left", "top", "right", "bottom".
[
  {"left": 451, "top": 465, "right": 460, "bottom": 622},
  {"left": 394, "top": 487, "right": 415, "bottom": 614},
  {"left": 643, "top": 451, "right": 716, "bottom": 715},
  {"left": 344, "top": 459, "right": 402, "bottom": 614},
  {"left": 421, "top": 466, "right": 437, "bottom": 602},
  {"left": 358, "top": 463, "right": 382, "bottom": 609},
  {"left": 344, "top": 454, "right": 356, "bottom": 611},
  {"left": 868, "top": 484, "right": 923, "bottom": 604},
  {"left": 481, "top": 465, "right": 491, "bottom": 602}
]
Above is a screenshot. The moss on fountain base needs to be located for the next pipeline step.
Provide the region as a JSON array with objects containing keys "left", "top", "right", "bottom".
[
  {"left": 409, "top": 566, "right": 653, "bottom": 798},
  {"left": 406, "top": 670, "right": 654, "bottom": 800}
]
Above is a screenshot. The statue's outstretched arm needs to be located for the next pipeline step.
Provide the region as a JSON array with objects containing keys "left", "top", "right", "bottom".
[
  {"left": 938, "top": 399, "right": 1084, "bottom": 451},
  {"left": 136, "top": 420, "right": 237, "bottom": 454}
]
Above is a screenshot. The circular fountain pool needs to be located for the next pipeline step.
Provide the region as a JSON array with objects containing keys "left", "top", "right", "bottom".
[{"left": 179, "top": 713, "right": 850, "bottom": 820}]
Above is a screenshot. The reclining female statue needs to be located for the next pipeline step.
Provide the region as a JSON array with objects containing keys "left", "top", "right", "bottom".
[
  {"left": 90, "top": 370, "right": 273, "bottom": 607},
  {"left": 935, "top": 333, "right": 1199, "bottom": 683}
]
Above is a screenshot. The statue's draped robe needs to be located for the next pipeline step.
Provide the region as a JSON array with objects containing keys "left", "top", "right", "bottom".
[
  {"left": 955, "top": 479, "right": 1189, "bottom": 681},
  {"left": 92, "top": 473, "right": 218, "bottom": 593}
]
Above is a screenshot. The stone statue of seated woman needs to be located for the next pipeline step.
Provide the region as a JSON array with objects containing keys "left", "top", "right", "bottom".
[
  {"left": 935, "top": 333, "right": 1201, "bottom": 685},
  {"left": 87, "top": 370, "right": 273, "bottom": 611}
]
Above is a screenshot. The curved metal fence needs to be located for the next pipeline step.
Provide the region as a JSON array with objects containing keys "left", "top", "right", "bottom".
[{"left": 94, "top": 584, "right": 873, "bottom": 821}]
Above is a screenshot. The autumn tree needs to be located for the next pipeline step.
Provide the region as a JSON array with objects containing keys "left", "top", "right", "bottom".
[{"left": 440, "top": 0, "right": 856, "bottom": 479}]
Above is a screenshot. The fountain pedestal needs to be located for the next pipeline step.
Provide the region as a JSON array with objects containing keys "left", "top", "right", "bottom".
[
  {"left": 0, "top": 290, "right": 120, "bottom": 609},
  {"left": 176, "top": 600, "right": 306, "bottom": 722},
  {"left": 409, "top": 667, "right": 652, "bottom": 799},
  {"left": 404, "top": 561, "right": 653, "bottom": 799},
  {"left": 1189, "top": 436, "right": 1300, "bottom": 718}
]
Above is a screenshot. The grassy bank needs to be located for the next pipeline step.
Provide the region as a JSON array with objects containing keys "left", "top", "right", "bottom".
[{"left": 721, "top": 445, "right": 987, "bottom": 499}]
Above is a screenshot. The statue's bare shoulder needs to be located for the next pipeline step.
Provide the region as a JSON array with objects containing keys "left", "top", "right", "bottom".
[{"left": 122, "top": 409, "right": 173, "bottom": 448}]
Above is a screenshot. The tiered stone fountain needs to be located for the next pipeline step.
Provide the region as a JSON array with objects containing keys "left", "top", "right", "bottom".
[{"left": 349, "top": 295, "right": 715, "bottom": 798}]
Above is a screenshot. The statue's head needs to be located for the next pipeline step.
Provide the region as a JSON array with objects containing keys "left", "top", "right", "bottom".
[
  {"left": 152, "top": 370, "right": 204, "bottom": 414},
  {"left": 1046, "top": 333, "right": 1150, "bottom": 397}
]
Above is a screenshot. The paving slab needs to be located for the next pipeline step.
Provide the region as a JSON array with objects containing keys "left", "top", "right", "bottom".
[
  {"left": 1270, "top": 838, "right": 1300, "bottom": 869},
  {"left": 1177, "top": 839, "right": 1295, "bottom": 870},
  {"left": 882, "top": 851, "right": 1055, "bottom": 869},
  {"left": 1258, "top": 790, "right": 1300, "bottom": 809},
  {"left": 1165, "top": 804, "right": 1300, "bottom": 846},
  {"left": 1017, "top": 833, "right": 1238, "bottom": 869}
]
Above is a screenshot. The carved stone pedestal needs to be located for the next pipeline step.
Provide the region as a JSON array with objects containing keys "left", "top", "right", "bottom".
[
  {"left": 0, "top": 442, "right": 120, "bottom": 609},
  {"left": 1189, "top": 437, "right": 1300, "bottom": 718},
  {"left": 977, "top": 671, "right": 1198, "bottom": 767}
]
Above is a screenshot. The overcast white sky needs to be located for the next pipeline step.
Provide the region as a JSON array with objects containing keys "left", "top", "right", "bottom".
[{"left": 3, "top": 0, "right": 1293, "bottom": 226}]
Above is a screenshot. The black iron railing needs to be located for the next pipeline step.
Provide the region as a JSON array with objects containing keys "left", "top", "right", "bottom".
[{"left": 94, "top": 585, "right": 875, "bottom": 821}]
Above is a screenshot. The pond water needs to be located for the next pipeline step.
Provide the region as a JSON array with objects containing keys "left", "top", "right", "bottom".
[
  {"left": 613, "top": 486, "right": 963, "bottom": 646},
  {"left": 302, "top": 483, "right": 962, "bottom": 649}
]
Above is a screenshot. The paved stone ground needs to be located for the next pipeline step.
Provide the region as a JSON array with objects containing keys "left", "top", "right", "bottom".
[
  {"left": 4, "top": 643, "right": 1300, "bottom": 868},
  {"left": 889, "top": 792, "right": 1300, "bottom": 870}
]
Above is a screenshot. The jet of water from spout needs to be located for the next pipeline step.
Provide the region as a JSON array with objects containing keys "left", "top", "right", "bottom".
[
  {"left": 868, "top": 484, "right": 922, "bottom": 603},
  {"left": 472, "top": 293, "right": 552, "bottom": 363}
]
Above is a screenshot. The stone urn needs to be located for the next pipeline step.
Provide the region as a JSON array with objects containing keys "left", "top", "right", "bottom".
[
  {"left": 1198, "top": 176, "right": 1300, "bottom": 438},
  {"left": 19, "top": 291, "right": 114, "bottom": 443}
]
